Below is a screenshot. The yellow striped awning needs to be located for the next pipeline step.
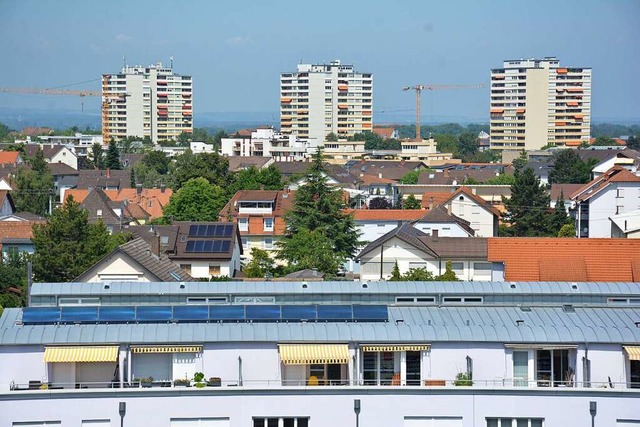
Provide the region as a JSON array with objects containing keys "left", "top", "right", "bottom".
[
  {"left": 361, "top": 345, "right": 430, "bottom": 352},
  {"left": 624, "top": 346, "right": 640, "bottom": 361},
  {"left": 131, "top": 346, "right": 202, "bottom": 354},
  {"left": 278, "top": 344, "right": 350, "bottom": 365},
  {"left": 44, "top": 346, "right": 119, "bottom": 363}
]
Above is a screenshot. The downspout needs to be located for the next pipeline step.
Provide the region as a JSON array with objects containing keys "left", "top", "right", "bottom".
[{"left": 379, "top": 244, "right": 384, "bottom": 280}]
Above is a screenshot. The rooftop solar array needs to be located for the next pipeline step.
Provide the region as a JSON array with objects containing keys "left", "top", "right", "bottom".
[
  {"left": 21, "top": 305, "right": 388, "bottom": 325},
  {"left": 185, "top": 240, "right": 231, "bottom": 253},
  {"left": 188, "top": 224, "right": 234, "bottom": 238}
]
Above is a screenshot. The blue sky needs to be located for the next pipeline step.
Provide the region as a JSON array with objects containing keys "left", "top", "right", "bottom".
[{"left": 1, "top": 0, "right": 639, "bottom": 123}]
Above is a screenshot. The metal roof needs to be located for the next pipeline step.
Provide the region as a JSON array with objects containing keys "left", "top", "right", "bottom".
[
  {"left": 1, "top": 306, "right": 638, "bottom": 346},
  {"left": 29, "top": 281, "right": 640, "bottom": 297}
]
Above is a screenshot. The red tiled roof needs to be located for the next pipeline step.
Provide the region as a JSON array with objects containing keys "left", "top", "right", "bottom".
[
  {"left": 359, "top": 174, "right": 396, "bottom": 185},
  {"left": 373, "top": 127, "right": 394, "bottom": 139},
  {"left": 488, "top": 238, "right": 640, "bottom": 282},
  {"left": 345, "top": 209, "right": 426, "bottom": 221},
  {"left": 420, "top": 192, "right": 453, "bottom": 209},
  {"left": 219, "top": 190, "right": 294, "bottom": 236},
  {"left": 444, "top": 186, "right": 501, "bottom": 217},
  {"left": 571, "top": 166, "right": 640, "bottom": 202},
  {"left": 0, "top": 152, "right": 20, "bottom": 165},
  {"left": 0, "top": 221, "right": 43, "bottom": 239},
  {"left": 64, "top": 188, "right": 171, "bottom": 220}
]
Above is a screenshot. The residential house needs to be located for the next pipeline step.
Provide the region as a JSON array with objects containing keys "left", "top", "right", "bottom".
[
  {"left": 0, "top": 220, "right": 44, "bottom": 258},
  {"left": 219, "top": 190, "right": 292, "bottom": 261},
  {"left": 488, "top": 237, "right": 640, "bottom": 281},
  {"left": 221, "top": 127, "right": 317, "bottom": 161},
  {"left": 24, "top": 144, "right": 78, "bottom": 170},
  {"left": 609, "top": 211, "right": 640, "bottom": 238},
  {"left": 0, "top": 151, "right": 22, "bottom": 166},
  {"left": 570, "top": 166, "right": 640, "bottom": 238},
  {"left": 356, "top": 223, "right": 489, "bottom": 281},
  {"left": 49, "top": 163, "right": 80, "bottom": 203},
  {"left": 439, "top": 187, "right": 501, "bottom": 237},
  {"left": 322, "top": 139, "right": 366, "bottom": 160},
  {"left": 1, "top": 280, "right": 640, "bottom": 425},
  {"left": 345, "top": 160, "right": 428, "bottom": 182},
  {"left": 76, "top": 169, "right": 132, "bottom": 191},
  {"left": 372, "top": 126, "right": 398, "bottom": 139},
  {"left": 398, "top": 138, "right": 454, "bottom": 164},
  {"left": 550, "top": 183, "right": 583, "bottom": 211},
  {"left": 413, "top": 205, "right": 475, "bottom": 237},
  {"left": 78, "top": 188, "right": 135, "bottom": 233},
  {"left": 129, "top": 222, "right": 243, "bottom": 279},
  {"left": 589, "top": 149, "right": 640, "bottom": 178},
  {"left": 75, "top": 237, "right": 193, "bottom": 282}
]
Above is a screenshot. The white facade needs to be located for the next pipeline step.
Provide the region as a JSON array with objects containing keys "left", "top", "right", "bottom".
[
  {"left": 190, "top": 141, "right": 215, "bottom": 154},
  {"left": 281, "top": 60, "right": 373, "bottom": 142},
  {"left": 576, "top": 182, "right": 640, "bottom": 238},
  {"left": 445, "top": 193, "right": 498, "bottom": 237},
  {"left": 221, "top": 128, "right": 318, "bottom": 161},
  {"left": 490, "top": 57, "right": 591, "bottom": 151},
  {"left": 179, "top": 241, "right": 241, "bottom": 279},
  {"left": 413, "top": 220, "right": 472, "bottom": 237},
  {"left": 102, "top": 62, "right": 193, "bottom": 144},
  {"left": 40, "top": 133, "right": 104, "bottom": 157}
]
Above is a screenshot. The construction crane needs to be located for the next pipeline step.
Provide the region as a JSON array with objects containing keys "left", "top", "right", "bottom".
[
  {"left": 402, "top": 84, "right": 486, "bottom": 141},
  {"left": 0, "top": 86, "right": 128, "bottom": 144}
]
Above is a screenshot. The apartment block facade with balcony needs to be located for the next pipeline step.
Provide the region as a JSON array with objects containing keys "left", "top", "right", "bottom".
[
  {"left": 102, "top": 62, "right": 192, "bottom": 144},
  {"left": 280, "top": 60, "right": 373, "bottom": 143},
  {"left": 490, "top": 57, "right": 591, "bottom": 151}
]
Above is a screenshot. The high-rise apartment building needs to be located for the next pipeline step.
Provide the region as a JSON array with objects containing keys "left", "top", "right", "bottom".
[
  {"left": 490, "top": 57, "right": 591, "bottom": 151},
  {"left": 102, "top": 62, "right": 192, "bottom": 144},
  {"left": 280, "top": 60, "right": 373, "bottom": 143}
]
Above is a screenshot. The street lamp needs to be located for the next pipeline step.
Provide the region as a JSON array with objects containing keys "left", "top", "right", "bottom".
[
  {"left": 589, "top": 401, "right": 597, "bottom": 427},
  {"left": 119, "top": 401, "right": 126, "bottom": 427},
  {"left": 354, "top": 399, "right": 361, "bottom": 427}
]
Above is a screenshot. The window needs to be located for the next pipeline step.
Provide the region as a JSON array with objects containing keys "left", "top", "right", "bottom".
[
  {"left": 253, "top": 418, "right": 308, "bottom": 427},
  {"left": 264, "top": 238, "right": 273, "bottom": 249},
  {"left": 238, "top": 218, "right": 248, "bottom": 231},
  {"left": 442, "top": 296, "right": 483, "bottom": 304},
  {"left": 209, "top": 265, "right": 221, "bottom": 276},
  {"left": 536, "top": 349, "right": 572, "bottom": 387},
  {"left": 242, "top": 237, "right": 249, "bottom": 250},
  {"left": 187, "top": 297, "right": 227, "bottom": 304},
  {"left": 363, "top": 351, "right": 399, "bottom": 385},
  {"left": 264, "top": 218, "right": 274, "bottom": 231},
  {"left": 234, "top": 296, "right": 276, "bottom": 304},
  {"left": 96, "top": 209, "right": 102, "bottom": 216},
  {"left": 180, "top": 264, "right": 191, "bottom": 275},
  {"left": 395, "top": 296, "right": 436, "bottom": 304},
  {"left": 486, "top": 419, "right": 543, "bottom": 427},
  {"left": 58, "top": 297, "right": 100, "bottom": 306}
]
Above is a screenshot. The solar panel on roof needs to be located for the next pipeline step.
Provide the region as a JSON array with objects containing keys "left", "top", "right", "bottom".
[
  {"left": 136, "top": 306, "right": 172, "bottom": 322},
  {"left": 99, "top": 306, "right": 136, "bottom": 322},
  {"left": 352, "top": 305, "right": 388, "bottom": 322},
  {"left": 60, "top": 306, "right": 99, "bottom": 323},
  {"left": 220, "top": 240, "right": 231, "bottom": 252},
  {"left": 246, "top": 305, "right": 281, "bottom": 321},
  {"left": 185, "top": 241, "right": 196, "bottom": 252},
  {"left": 317, "top": 305, "right": 353, "bottom": 321},
  {"left": 22, "top": 307, "right": 61, "bottom": 324},
  {"left": 281, "top": 305, "right": 317, "bottom": 321},
  {"left": 173, "top": 305, "right": 209, "bottom": 322},
  {"left": 210, "top": 305, "right": 245, "bottom": 321},
  {"left": 195, "top": 240, "right": 205, "bottom": 252}
]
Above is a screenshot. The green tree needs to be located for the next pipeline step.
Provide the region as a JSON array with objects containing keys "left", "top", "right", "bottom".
[
  {"left": 436, "top": 261, "right": 459, "bottom": 281},
  {"left": 32, "top": 196, "right": 117, "bottom": 282},
  {"left": 400, "top": 169, "right": 421, "bottom": 184},
  {"left": 627, "top": 135, "right": 640, "bottom": 150},
  {"left": 389, "top": 261, "right": 402, "bottom": 281},
  {"left": 88, "top": 143, "right": 105, "bottom": 169},
  {"left": 483, "top": 174, "right": 516, "bottom": 185},
  {"left": 243, "top": 248, "right": 276, "bottom": 278},
  {"left": 558, "top": 223, "right": 576, "bottom": 237},
  {"left": 548, "top": 150, "right": 594, "bottom": 184},
  {"left": 434, "top": 134, "right": 458, "bottom": 154},
  {"left": 0, "top": 252, "right": 28, "bottom": 309},
  {"left": 502, "top": 168, "right": 553, "bottom": 237},
  {"left": 326, "top": 132, "right": 338, "bottom": 142},
  {"left": 177, "top": 132, "right": 192, "bottom": 146},
  {"left": 512, "top": 150, "right": 528, "bottom": 174},
  {"left": 369, "top": 196, "right": 391, "bottom": 209},
  {"left": 105, "top": 140, "right": 122, "bottom": 170},
  {"left": 402, "top": 267, "right": 435, "bottom": 281},
  {"left": 170, "top": 151, "right": 231, "bottom": 190},
  {"left": 277, "top": 149, "right": 360, "bottom": 275},
  {"left": 403, "top": 194, "right": 421, "bottom": 210},
  {"left": 13, "top": 148, "right": 54, "bottom": 216},
  {"left": 276, "top": 228, "right": 343, "bottom": 274},
  {"left": 228, "top": 165, "right": 284, "bottom": 195},
  {"left": 457, "top": 132, "right": 478, "bottom": 159},
  {"left": 592, "top": 136, "right": 618, "bottom": 146},
  {"left": 163, "top": 177, "right": 227, "bottom": 222},
  {"left": 141, "top": 150, "right": 171, "bottom": 175},
  {"left": 212, "top": 130, "right": 228, "bottom": 148},
  {"left": 549, "top": 197, "right": 572, "bottom": 235}
]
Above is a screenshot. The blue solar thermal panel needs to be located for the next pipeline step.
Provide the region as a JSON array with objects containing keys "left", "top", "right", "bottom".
[
  {"left": 281, "top": 305, "right": 317, "bottom": 321},
  {"left": 220, "top": 240, "right": 231, "bottom": 252},
  {"left": 136, "top": 306, "right": 173, "bottom": 322},
  {"left": 60, "top": 306, "right": 99, "bottom": 323},
  {"left": 185, "top": 241, "right": 196, "bottom": 252},
  {"left": 99, "top": 306, "right": 136, "bottom": 322},
  {"left": 317, "top": 305, "right": 353, "bottom": 321},
  {"left": 245, "top": 305, "right": 281, "bottom": 321},
  {"left": 202, "top": 240, "right": 214, "bottom": 252},
  {"left": 22, "top": 307, "right": 61, "bottom": 324},
  {"left": 209, "top": 305, "right": 245, "bottom": 321},
  {"left": 173, "top": 305, "right": 209, "bottom": 321},
  {"left": 188, "top": 225, "right": 198, "bottom": 237},
  {"left": 352, "top": 305, "right": 388, "bottom": 322},
  {"left": 194, "top": 240, "right": 205, "bottom": 252}
]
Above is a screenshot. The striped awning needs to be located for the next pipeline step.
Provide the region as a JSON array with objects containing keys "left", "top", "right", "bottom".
[
  {"left": 131, "top": 346, "right": 202, "bottom": 354},
  {"left": 361, "top": 345, "right": 430, "bottom": 352},
  {"left": 278, "top": 344, "right": 350, "bottom": 365},
  {"left": 44, "top": 346, "right": 119, "bottom": 363},
  {"left": 624, "top": 346, "right": 640, "bottom": 361},
  {"left": 505, "top": 344, "right": 578, "bottom": 350}
]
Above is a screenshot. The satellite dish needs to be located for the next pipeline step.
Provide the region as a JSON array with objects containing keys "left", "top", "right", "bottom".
[{"left": 582, "top": 227, "right": 588, "bottom": 233}]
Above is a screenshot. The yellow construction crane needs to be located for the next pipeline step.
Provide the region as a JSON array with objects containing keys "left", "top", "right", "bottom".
[
  {"left": 0, "top": 86, "right": 128, "bottom": 144},
  {"left": 402, "top": 84, "right": 486, "bottom": 141}
]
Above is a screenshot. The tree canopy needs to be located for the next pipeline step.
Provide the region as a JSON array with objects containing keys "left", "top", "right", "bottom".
[
  {"left": 105, "top": 140, "right": 122, "bottom": 170},
  {"left": 227, "top": 165, "right": 284, "bottom": 196},
  {"left": 277, "top": 149, "right": 360, "bottom": 275},
  {"left": 12, "top": 148, "right": 54, "bottom": 216},
  {"left": 548, "top": 150, "right": 595, "bottom": 184},
  {"left": 32, "top": 196, "right": 124, "bottom": 282},
  {"left": 403, "top": 194, "right": 421, "bottom": 210},
  {"left": 170, "top": 151, "right": 231, "bottom": 190},
  {"left": 163, "top": 177, "right": 227, "bottom": 222}
]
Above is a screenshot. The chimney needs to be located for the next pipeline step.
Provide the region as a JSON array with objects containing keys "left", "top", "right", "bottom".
[
  {"left": 150, "top": 231, "right": 161, "bottom": 257},
  {"left": 160, "top": 183, "right": 166, "bottom": 193},
  {"left": 378, "top": 173, "right": 382, "bottom": 179},
  {"left": 429, "top": 197, "right": 434, "bottom": 211},
  {"left": 106, "top": 168, "right": 111, "bottom": 179},
  {"left": 432, "top": 229, "right": 439, "bottom": 239},
  {"left": 447, "top": 203, "right": 452, "bottom": 215},
  {"left": 136, "top": 183, "right": 143, "bottom": 196}
]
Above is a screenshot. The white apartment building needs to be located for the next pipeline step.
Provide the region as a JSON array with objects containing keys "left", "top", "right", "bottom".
[
  {"left": 102, "top": 61, "right": 193, "bottom": 144},
  {"left": 280, "top": 60, "right": 373, "bottom": 143},
  {"left": 490, "top": 57, "right": 591, "bottom": 151},
  {"left": 221, "top": 127, "right": 318, "bottom": 161}
]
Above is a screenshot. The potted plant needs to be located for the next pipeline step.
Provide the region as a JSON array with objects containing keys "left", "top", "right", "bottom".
[
  {"left": 454, "top": 372, "right": 473, "bottom": 386},
  {"left": 173, "top": 378, "right": 190, "bottom": 387},
  {"left": 140, "top": 377, "right": 154, "bottom": 388},
  {"left": 193, "top": 372, "right": 206, "bottom": 388},
  {"left": 207, "top": 377, "right": 222, "bottom": 387}
]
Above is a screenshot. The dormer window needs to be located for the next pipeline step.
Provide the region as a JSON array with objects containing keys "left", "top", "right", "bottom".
[{"left": 97, "top": 209, "right": 102, "bottom": 217}]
